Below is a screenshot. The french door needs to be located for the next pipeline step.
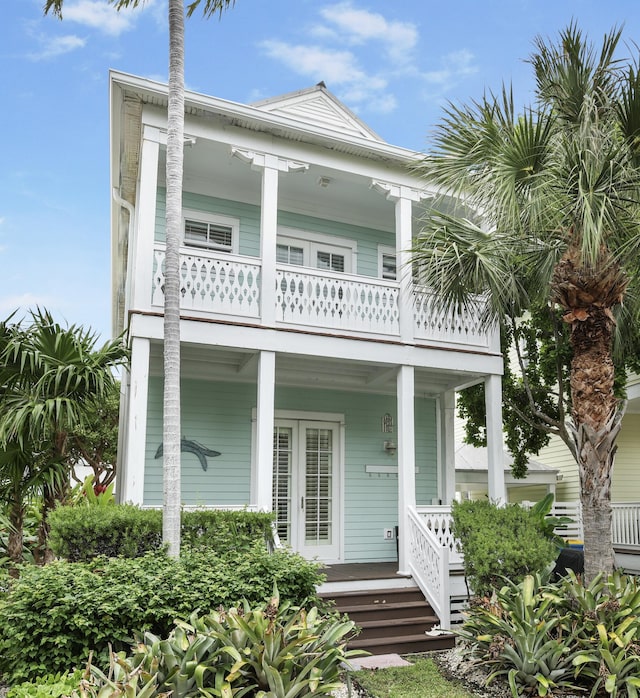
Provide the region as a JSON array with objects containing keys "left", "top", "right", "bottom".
[{"left": 272, "top": 419, "right": 341, "bottom": 561}]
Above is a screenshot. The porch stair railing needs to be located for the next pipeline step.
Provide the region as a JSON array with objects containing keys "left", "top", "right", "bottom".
[{"left": 407, "top": 506, "right": 450, "bottom": 629}]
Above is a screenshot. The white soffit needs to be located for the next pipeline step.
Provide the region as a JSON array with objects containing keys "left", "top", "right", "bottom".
[{"left": 252, "top": 84, "right": 384, "bottom": 143}]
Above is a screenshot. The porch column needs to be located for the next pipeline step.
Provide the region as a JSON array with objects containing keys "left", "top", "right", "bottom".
[
  {"left": 485, "top": 374, "right": 506, "bottom": 503},
  {"left": 131, "top": 125, "right": 161, "bottom": 312},
  {"left": 120, "top": 336, "right": 150, "bottom": 504},
  {"left": 370, "top": 181, "right": 426, "bottom": 342},
  {"left": 438, "top": 390, "right": 456, "bottom": 504},
  {"left": 231, "top": 148, "right": 308, "bottom": 327},
  {"left": 255, "top": 350, "right": 276, "bottom": 511},
  {"left": 397, "top": 365, "right": 416, "bottom": 575}
]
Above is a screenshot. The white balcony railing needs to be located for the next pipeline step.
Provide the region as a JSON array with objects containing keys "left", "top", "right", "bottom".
[
  {"left": 151, "top": 246, "right": 492, "bottom": 349},
  {"left": 414, "top": 290, "right": 489, "bottom": 348},
  {"left": 152, "top": 247, "right": 261, "bottom": 318},
  {"left": 276, "top": 266, "right": 399, "bottom": 335}
]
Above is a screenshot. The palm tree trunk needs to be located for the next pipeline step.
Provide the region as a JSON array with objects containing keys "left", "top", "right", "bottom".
[
  {"left": 162, "top": 0, "right": 185, "bottom": 557},
  {"left": 7, "top": 497, "right": 25, "bottom": 577},
  {"left": 569, "top": 307, "right": 621, "bottom": 579}
]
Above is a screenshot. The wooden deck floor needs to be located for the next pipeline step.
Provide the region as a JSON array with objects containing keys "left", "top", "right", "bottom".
[{"left": 320, "top": 562, "right": 403, "bottom": 583}]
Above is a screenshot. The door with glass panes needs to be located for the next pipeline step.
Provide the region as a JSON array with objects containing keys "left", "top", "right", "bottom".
[{"left": 272, "top": 420, "right": 341, "bottom": 561}]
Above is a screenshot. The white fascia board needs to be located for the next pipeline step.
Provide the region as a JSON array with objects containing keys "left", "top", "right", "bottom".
[
  {"left": 128, "top": 313, "right": 503, "bottom": 376},
  {"left": 111, "top": 71, "right": 423, "bottom": 169}
]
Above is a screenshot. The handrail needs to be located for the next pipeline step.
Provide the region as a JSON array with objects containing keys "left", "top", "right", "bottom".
[{"left": 407, "top": 505, "right": 450, "bottom": 629}]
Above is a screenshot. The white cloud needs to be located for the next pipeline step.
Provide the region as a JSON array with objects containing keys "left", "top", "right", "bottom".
[
  {"left": 318, "top": 3, "right": 418, "bottom": 65},
  {"left": 423, "top": 49, "right": 478, "bottom": 87},
  {"left": 29, "top": 34, "right": 86, "bottom": 60},
  {"left": 60, "top": 0, "right": 134, "bottom": 35}
]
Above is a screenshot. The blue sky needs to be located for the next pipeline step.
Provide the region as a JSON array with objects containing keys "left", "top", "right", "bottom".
[{"left": 2, "top": 0, "right": 640, "bottom": 342}]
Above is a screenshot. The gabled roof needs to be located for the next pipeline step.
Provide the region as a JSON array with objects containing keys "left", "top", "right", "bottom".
[{"left": 252, "top": 83, "right": 385, "bottom": 143}]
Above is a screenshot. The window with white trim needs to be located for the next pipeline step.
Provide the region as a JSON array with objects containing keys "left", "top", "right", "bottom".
[
  {"left": 182, "top": 210, "right": 239, "bottom": 253},
  {"left": 378, "top": 245, "right": 397, "bottom": 280},
  {"left": 277, "top": 227, "right": 355, "bottom": 274}
]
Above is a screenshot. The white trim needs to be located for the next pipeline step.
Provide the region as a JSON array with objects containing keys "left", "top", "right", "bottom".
[{"left": 181, "top": 208, "right": 240, "bottom": 254}]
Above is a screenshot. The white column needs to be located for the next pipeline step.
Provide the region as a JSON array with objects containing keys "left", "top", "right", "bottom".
[
  {"left": 395, "top": 194, "right": 415, "bottom": 342},
  {"left": 485, "top": 374, "right": 506, "bottom": 503},
  {"left": 131, "top": 125, "right": 161, "bottom": 312},
  {"left": 260, "top": 159, "right": 279, "bottom": 326},
  {"left": 255, "top": 350, "right": 276, "bottom": 511},
  {"left": 397, "top": 365, "right": 416, "bottom": 575},
  {"left": 371, "top": 181, "right": 426, "bottom": 343},
  {"left": 121, "top": 336, "right": 150, "bottom": 504},
  {"left": 438, "top": 390, "right": 457, "bottom": 504},
  {"left": 231, "top": 148, "right": 308, "bottom": 327}
]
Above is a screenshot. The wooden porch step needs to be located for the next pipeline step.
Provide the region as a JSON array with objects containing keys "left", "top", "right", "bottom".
[
  {"left": 348, "top": 632, "right": 455, "bottom": 655},
  {"left": 319, "top": 584, "right": 455, "bottom": 655}
]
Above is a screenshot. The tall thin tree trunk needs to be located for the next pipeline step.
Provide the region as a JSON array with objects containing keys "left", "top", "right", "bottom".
[
  {"left": 7, "top": 497, "right": 25, "bottom": 577},
  {"left": 162, "top": 0, "right": 185, "bottom": 557}
]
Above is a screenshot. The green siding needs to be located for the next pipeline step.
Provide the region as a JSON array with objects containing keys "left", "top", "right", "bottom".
[
  {"left": 155, "top": 188, "right": 261, "bottom": 257},
  {"left": 278, "top": 211, "right": 394, "bottom": 278},
  {"left": 154, "top": 189, "right": 394, "bottom": 277},
  {"left": 144, "top": 378, "right": 438, "bottom": 563},
  {"left": 144, "top": 377, "right": 254, "bottom": 505}
]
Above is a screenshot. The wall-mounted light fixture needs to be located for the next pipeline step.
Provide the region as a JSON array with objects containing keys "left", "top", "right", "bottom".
[
  {"left": 381, "top": 413, "right": 394, "bottom": 433},
  {"left": 383, "top": 440, "right": 397, "bottom": 456}
]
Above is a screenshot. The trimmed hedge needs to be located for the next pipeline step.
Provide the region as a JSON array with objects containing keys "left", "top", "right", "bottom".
[
  {"left": 451, "top": 499, "right": 557, "bottom": 596},
  {"left": 48, "top": 506, "right": 275, "bottom": 562},
  {"left": 0, "top": 546, "right": 324, "bottom": 682}
]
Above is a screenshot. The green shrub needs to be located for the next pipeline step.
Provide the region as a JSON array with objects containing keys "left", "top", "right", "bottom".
[
  {"left": 451, "top": 499, "right": 557, "bottom": 595},
  {"left": 0, "top": 546, "right": 324, "bottom": 682},
  {"left": 48, "top": 506, "right": 275, "bottom": 562},
  {"left": 459, "top": 571, "right": 640, "bottom": 698},
  {"left": 48, "top": 505, "right": 163, "bottom": 561},
  {"left": 7, "top": 670, "right": 84, "bottom": 698},
  {"left": 180, "top": 509, "right": 275, "bottom": 555},
  {"left": 75, "top": 595, "right": 361, "bottom": 697}
]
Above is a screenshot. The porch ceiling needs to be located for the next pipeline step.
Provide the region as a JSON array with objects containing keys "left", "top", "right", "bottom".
[
  {"left": 148, "top": 342, "right": 482, "bottom": 397},
  {"left": 160, "top": 137, "right": 418, "bottom": 233}
]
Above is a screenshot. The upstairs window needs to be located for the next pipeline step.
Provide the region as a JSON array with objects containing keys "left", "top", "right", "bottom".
[
  {"left": 182, "top": 210, "right": 239, "bottom": 253},
  {"left": 277, "top": 227, "right": 355, "bottom": 274},
  {"left": 378, "top": 246, "right": 397, "bottom": 280}
]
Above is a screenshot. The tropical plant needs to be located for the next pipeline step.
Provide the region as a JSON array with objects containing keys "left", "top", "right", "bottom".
[
  {"left": 458, "top": 575, "right": 579, "bottom": 698},
  {"left": 460, "top": 570, "right": 640, "bottom": 697},
  {"left": 76, "top": 594, "right": 360, "bottom": 698},
  {"left": 413, "top": 24, "right": 640, "bottom": 579},
  {"left": 45, "top": 0, "right": 237, "bottom": 558},
  {"left": 0, "top": 309, "right": 128, "bottom": 562}
]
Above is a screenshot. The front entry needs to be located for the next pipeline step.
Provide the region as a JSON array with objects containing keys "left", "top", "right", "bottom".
[{"left": 272, "top": 419, "right": 341, "bottom": 561}]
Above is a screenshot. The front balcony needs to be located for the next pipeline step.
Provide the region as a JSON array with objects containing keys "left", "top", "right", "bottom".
[{"left": 150, "top": 244, "right": 496, "bottom": 353}]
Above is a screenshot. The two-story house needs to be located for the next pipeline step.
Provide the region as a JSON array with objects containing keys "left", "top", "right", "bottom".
[{"left": 110, "top": 70, "right": 506, "bottom": 637}]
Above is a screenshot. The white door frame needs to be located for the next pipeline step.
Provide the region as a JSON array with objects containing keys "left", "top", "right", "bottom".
[{"left": 251, "top": 409, "right": 345, "bottom": 563}]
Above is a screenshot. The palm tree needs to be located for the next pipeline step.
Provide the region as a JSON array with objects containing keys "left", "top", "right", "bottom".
[
  {"left": 413, "top": 24, "right": 640, "bottom": 580},
  {"left": 0, "top": 309, "right": 128, "bottom": 561},
  {"left": 45, "top": 0, "right": 236, "bottom": 556}
]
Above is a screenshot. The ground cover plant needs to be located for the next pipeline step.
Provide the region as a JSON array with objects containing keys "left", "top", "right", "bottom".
[
  {"left": 458, "top": 570, "right": 640, "bottom": 697},
  {"left": 0, "top": 546, "right": 323, "bottom": 682}
]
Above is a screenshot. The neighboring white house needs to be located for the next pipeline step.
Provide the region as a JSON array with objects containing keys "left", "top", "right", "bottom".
[{"left": 110, "top": 72, "right": 506, "bottom": 628}]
